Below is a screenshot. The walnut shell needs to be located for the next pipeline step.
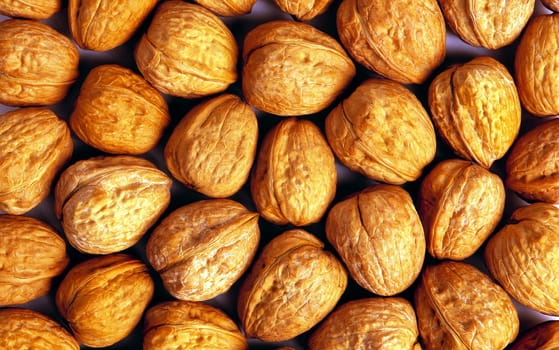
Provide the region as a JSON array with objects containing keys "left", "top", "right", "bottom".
[
  {"left": 337, "top": 0, "right": 445, "bottom": 84},
  {"left": 135, "top": 0, "right": 238, "bottom": 98},
  {"left": 68, "top": 0, "right": 158, "bottom": 51},
  {"left": 54, "top": 156, "right": 172, "bottom": 255},
  {"left": 419, "top": 159, "right": 505, "bottom": 260},
  {"left": 165, "top": 94, "right": 258, "bottom": 198},
  {"left": 0, "top": 19, "right": 79, "bottom": 106},
  {"left": 428, "top": 56, "right": 521, "bottom": 168},
  {"left": 193, "top": 0, "right": 256, "bottom": 16},
  {"left": 70, "top": 64, "right": 170, "bottom": 155},
  {"left": 250, "top": 118, "right": 337, "bottom": 226},
  {"left": 143, "top": 301, "right": 247, "bottom": 350},
  {"left": 0, "top": 108, "right": 72, "bottom": 215},
  {"left": 325, "top": 78, "right": 436, "bottom": 185},
  {"left": 510, "top": 321, "right": 559, "bottom": 350},
  {"left": 542, "top": 0, "right": 559, "bottom": 11},
  {"left": 0, "top": 308, "right": 79, "bottom": 350},
  {"left": 515, "top": 14, "right": 559, "bottom": 117},
  {"left": 272, "top": 0, "right": 334, "bottom": 21},
  {"left": 146, "top": 199, "right": 260, "bottom": 301},
  {"left": 242, "top": 20, "right": 355, "bottom": 116},
  {"left": 237, "top": 229, "right": 347, "bottom": 342},
  {"left": 326, "top": 184, "right": 425, "bottom": 296},
  {"left": 485, "top": 203, "right": 559, "bottom": 316},
  {"left": 56, "top": 254, "right": 154, "bottom": 348},
  {"left": 438, "top": 0, "right": 534, "bottom": 49},
  {"left": 308, "top": 297, "right": 421, "bottom": 350},
  {"left": 0, "top": 0, "right": 61, "bottom": 19},
  {"left": 415, "top": 261, "right": 519, "bottom": 350}
]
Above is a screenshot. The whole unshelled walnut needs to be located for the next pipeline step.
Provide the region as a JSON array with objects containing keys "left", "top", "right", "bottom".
[
  {"left": 428, "top": 56, "right": 521, "bottom": 168},
  {"left": 325, "top": 78, "right": 436, "bottom": 185},
  {"left": 0, "top": 0, "right": 60, "bottom": 19},
  {"left": 273, "top": 0, "right": 334, "bottom": 21},
  {"left": 510, "top": 321, "right": 559, "bottom": 350},
  {"left": 135, "top": 0, "right": 238, "bottom": 98},
  {"left": 542, "top": 0, "right": 559, "bottom": 11},
  {"left": 242, "top": 20, "right": 355, "bottom": 116},
  {"left": 193, "top": 0, "right": 256, "bottom": 16},
  {"left": 237, "top": 229, "right": 347, "bottom": 342},
  {"left": 0, "top": 19, "right": 79, "bottom": 106},
  {"left": 337, "top": 0, "right": 445, "bottom": 84}
]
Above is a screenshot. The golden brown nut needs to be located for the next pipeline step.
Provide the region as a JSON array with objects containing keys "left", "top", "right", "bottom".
[
  {"left": 326, "top": 185, "right": 425, "bottom": 296},
  {"left": 0, "top": 108, "right": 72, "bottom": 215},
  {"left": 54, "top": 156, "right": 172, "bottom": 255},
  {"left": 325, "top": 78, "right": 436, "bottom": 185},
  {"left": 165, "top": 94, "right": 258, "bottom": 198},
  {"left": 68, "top": 0, "right": 158, "bottom": 51},
  {"left": 273, "top": 0, "right": 334, "bottom": 21},
  {"left": 237, "top": 229, "right": 347, "bottom": 342},
  {"left": 337, "top": 0, "right": 445, "bottom": 84},
  {"left": 0, "top": 19, "right": 79, "bottom": 106},
  {"left": 146, "top": 199, "right": 260, "bottom": 301},
  {"left": 242, "top": 20, "right": 355, "bottom": 116},
  {"left": 251, "top": 118, "right": 336, "bottom": 226},
  {"left": 428, "top": 56, "right": 521, "bottom": 168},
  {"left": 438, "top": 0, "right": 534, "bottom": 49},
  {"left": 419, "top": 159, "right": 505, "bottom": 260},
  {"left": 0, "top": 308, "right": 79, "bottom": 350},
  {"left": 56, "top": 254, "right": 154, "bottom": 348},
  {"left": 135, "top": 1, "right": 238, "bottom": 98},
  {"left": 542, "top": 0, "right": 559, "bottom": 11},
  {"left": 143, "top": 301, "right": 247, "bottom": 350},
  {"left": 308, "top": 297, "right": 421, "bottom": 350},
  {"left": 510, "top": 321, "right": 559, "bottom": 350},
  {"left": 193, "top": 0, "right": 256, "bottom": 16},
  {"left": 515, "top": 14, "right": 559, "bottom": 117},
  {"left": 415, "top": 261, "right": 519, "bottom": 350},
  {"left": 485, "top": 203, "right": 559, "bottom": 316},
  {"left": 0, "top": 0, "right": 60, "bottom": 19}
]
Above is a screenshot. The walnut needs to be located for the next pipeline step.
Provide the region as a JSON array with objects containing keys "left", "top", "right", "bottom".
[
  {"left": 542, "top": 0, "right": 559, "bottom": 11},
  {"left": 0, "top": 0, "right": 60, "bottom": 19},
  {"left": 510, "top": 321, "right": 559, "bottom": 350},
  {"left": 242, "top": 20, "right": 355, "bottom": 116},
  {"left": 325, "top": 78, "right": 436, "bottom": 185},
  {"left": 272, "top": 0, "right": 334, "bottom": 21},
  {"left": 193, "top": 0, "right": 256, "bottom": 16},
  {"left": 237, "top": 229, "right": 347, "bottom": 342}
]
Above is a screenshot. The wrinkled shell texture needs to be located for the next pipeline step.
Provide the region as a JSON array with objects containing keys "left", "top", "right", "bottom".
[
  {"left": 308, "top": 297, "right": 420, "bottom": 350},
  {"left": 135, "top": 0, "right": 238, "bottom": 98},
  {"left": 542, "top": 0, "right": 559, "bottom": 11},
  {"left": 143, "top": 301, "right": 247, "bottom": 350},
  {"left": 165, "top": 94, "right": 258, "bottom": 198},
  {"left": 0, "top": 108, "right": 72, "bottom": 215},
  {"left": 251, "top": 118, "right": 336, "bottom": 226},
  {"left": 70, "top": 64, "right": 170, "bottom": 155},
  {"left": 146, "top": 199, "right": 260, "bottom": 301},
  {"left": 415, "top": 261, "right": 519, "bottom": 350},
  {"left": 336, "top": 0, "right": 445, "bottom": 84},
  {"left": 56, "top": 254, "right": 154, "bottom": 348},
  {"left": 54, "top": 156, "right": 172, "bottom": 255},
  {"left": 273, "top": 0, "right": 334, "bottom": 21},
  {"left": 0, "top": 308, "right": 79, "bottom": 350},
  {"left": 0, "top": 0, "right": 60, "bottom": 19},
  {"left": 237, "top": 229, "right": 347, "bottom": 342},
  {"left": 326, "top": 185, "right": 425, "bottom": 296},
  {"left": 439, "top": 0, "right": 534, "bottom": 49},
  {"left": 0, "top": 19, "right": 78, "bottom": 106},
  {"left": 419, "top": 159, "right": 505, "bottom": 260},
  {"left": 485, "top": 203, "right": 559, "bottom": 316},
  {"left": 193, "top": 0, "right": 256, "bottom": 16},
  {"left": 242, "top": 20, "right": 355, "bottom": 116},
  {"left": 515, "top": 14, "right": 559, "bottom": 117},
  {"left": 325, "top": 78, "right": 436, "bottom": 184},
  {"left": 511, "top": 321, "right": 559, "bottom": 350},
  {"left": 428, "top": 56, "right": 521, "bottom": 168}
]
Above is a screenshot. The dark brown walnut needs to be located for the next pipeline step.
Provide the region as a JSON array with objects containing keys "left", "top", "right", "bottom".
[
  {"left": 0, "top": 108, "right": 72, "bottom": 215},
  {"left": 135, "top": 0, "right": 238, "bottom": 98},
  {"left": 193, "top": 0, "right": 256, "bottom": 16},
  {"left": 326, "top": 184, "right": 425, "bottom": 296},
  {"left": 337, "top": 0, "right": 445, "bottom": 84},
  {"left": 325, "top": 78, "right": 436, "bottom": 185},
  {"left": 415, "top": 261, "right": 519, "bottom": 350},
  {"left": 146, "top": 199, "right": 260, "bottom": 301},
  {"left": 70, "top": 64, "right": 170, "bottom": 155},
  {"left": 143, "top": 301, "right": 247, "bottom": 350},
  {"left": 54, "top": 156, "right": 172, "bottom": 255},
  {"left": 56, "top": 254, "right": 154, "bottom": 348},
  {"left": 542, "top": 0, "right": 559, "bottom": 11},
  {"left": 428, "top": 56, "right": 521, "bottom": 168},
  {"left": 0, "top": 308, "right": 79, "bottom": 350},
  {"left": 273, "top": 0, "right": 334, "bottom": 21},
  {"left": 485, "top": 203, "right": 559, "bottom": 316},
  {"left": 0, "top": 0, "right": 61, "bottom": 19},
  {"left": 251, "top": 118, "right": 337, "bottom": 226},
  {"left": 510, "top": 321, "right": 559, "bottom": 350},
  {"left": 237, "top": 229, "right": 347, "bottom": 342},
  {"left": 242, "top": 20, "right": 355, "bottom": 116},
  {"left": 0, "top": 19, "right": 79, "bottom": 106},
  {"left": 165, "top": 94, "right": 258, "bottom": 198},
  {"left": 419, "top": 159, "right": 505, "bottom": 260}
]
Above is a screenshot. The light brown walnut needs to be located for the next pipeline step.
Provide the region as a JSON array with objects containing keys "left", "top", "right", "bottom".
[
  {"left": 510, "top": 321, "right": 559, "bottom": 350},
  {"left": 273, "top": 0, "right": 334, "bottom": 21},
  {"left": 193, "top": 0, "right": 256, "bottom": 16},
  {"left": 0, "top": 0, "right": 60, "bottom": 19}
]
